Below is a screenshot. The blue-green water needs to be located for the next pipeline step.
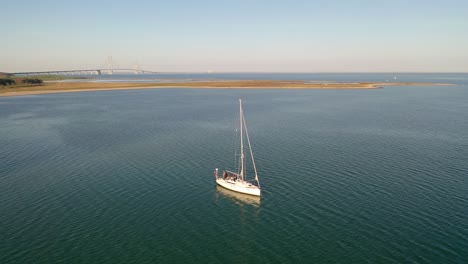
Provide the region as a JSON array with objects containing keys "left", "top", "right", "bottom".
[{"left": 1, "top": 74, "right": 467, "bottom": 263}]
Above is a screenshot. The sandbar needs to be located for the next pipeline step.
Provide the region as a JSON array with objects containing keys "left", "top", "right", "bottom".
[{"left": 0, "top": 80, "right": 452, "bottom": 97}]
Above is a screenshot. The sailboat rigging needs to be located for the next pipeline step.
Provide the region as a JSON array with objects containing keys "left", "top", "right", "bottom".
[{"left": 214, "top": 99, "right": 261, "bottom": 196}]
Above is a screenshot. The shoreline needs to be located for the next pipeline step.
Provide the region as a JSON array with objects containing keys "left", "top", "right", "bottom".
[{"left": 0, "top": 80, "right": 453, "bottom": 97}]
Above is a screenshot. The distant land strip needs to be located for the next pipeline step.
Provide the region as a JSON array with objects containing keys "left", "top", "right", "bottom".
[{"left": 0, "top": 80, "right": 453, "bottom": 97}]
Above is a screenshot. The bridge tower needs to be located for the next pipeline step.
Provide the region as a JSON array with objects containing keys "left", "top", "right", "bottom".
[
  {"left": 134, "top": 64, "right": 141, "bottom": 74},
  {"left": 107, "top": 56, "right": 114, "bottom": 75}
]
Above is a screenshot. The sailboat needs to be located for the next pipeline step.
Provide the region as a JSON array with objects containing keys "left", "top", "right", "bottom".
[{"left": 214, "top": 99, "right": 261, "bottom": 196}]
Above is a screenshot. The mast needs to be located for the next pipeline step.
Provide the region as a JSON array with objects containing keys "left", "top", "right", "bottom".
[{"left": 239, "top": 99, "right": 244, "bottom": 181}]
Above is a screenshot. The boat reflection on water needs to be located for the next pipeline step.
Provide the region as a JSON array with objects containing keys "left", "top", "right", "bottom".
[{"left": 216, "top": 186, "right": 261, "bottom": 207}]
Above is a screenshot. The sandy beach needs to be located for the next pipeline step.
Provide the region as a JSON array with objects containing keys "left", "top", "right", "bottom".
[{"left": 0, "top": 80, "right": 451, "bottom": 97}]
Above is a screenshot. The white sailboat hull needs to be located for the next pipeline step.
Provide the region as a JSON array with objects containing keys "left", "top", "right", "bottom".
[{"left": 216, "top": 178, "right": 261, "bottom": 196}]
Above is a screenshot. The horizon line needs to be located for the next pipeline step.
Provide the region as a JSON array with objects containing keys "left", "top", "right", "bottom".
[{"left": 3, "top": 70, "right": 467, "bottom": 74}]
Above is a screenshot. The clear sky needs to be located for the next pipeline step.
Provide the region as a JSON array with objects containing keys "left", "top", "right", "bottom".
[{"left": 2, "top": 0, "right": 467, "bottom": 72}]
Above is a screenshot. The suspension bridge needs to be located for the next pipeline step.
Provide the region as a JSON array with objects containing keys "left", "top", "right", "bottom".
[{"left": 11, "top": 57, "right": 158, "bottom": 76}]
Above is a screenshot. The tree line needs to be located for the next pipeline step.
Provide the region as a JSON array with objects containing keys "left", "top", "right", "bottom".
[{"left": 0, "top": 78, "right": 43, "bottom": 86}]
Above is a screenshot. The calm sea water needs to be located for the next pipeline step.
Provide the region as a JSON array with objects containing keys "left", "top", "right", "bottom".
[
  {"left": 1, "top": 73, "right": 467, "bottom": 263},
  {"left": 91, "top": 72, "right": 468, "bottom": 85}
]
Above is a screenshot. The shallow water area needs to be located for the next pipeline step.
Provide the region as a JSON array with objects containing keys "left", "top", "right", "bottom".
[{"left": 1, "top": 73, "right": 467, "bottom": 263}]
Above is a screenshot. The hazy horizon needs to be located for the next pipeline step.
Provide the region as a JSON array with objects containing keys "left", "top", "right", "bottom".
[{"left": 2, "top": 0, "right": 468, "bottom": 73}]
